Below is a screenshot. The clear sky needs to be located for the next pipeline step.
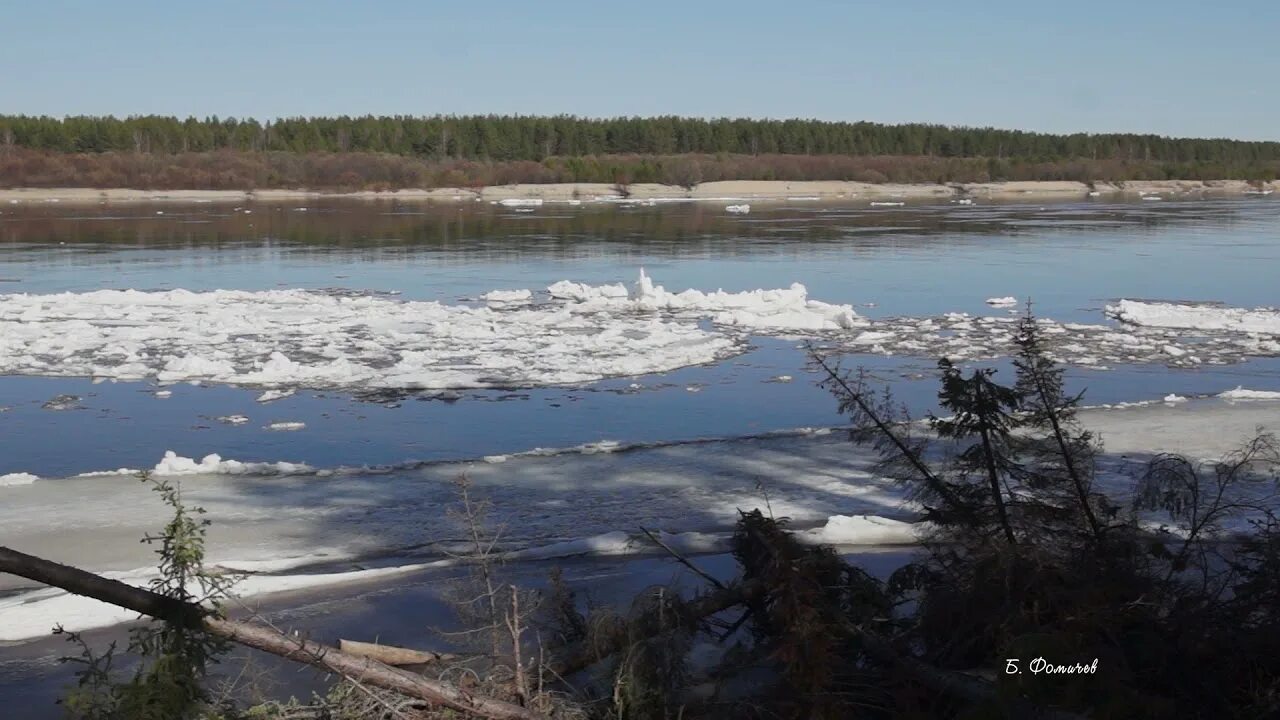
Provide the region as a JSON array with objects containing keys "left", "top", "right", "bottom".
[{"left": 2, "top": 0, "right": 1277, "bottom": 140}]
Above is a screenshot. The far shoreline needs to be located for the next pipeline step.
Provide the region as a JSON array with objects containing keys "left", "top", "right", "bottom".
[{"left": 1, "top": 178, "right": 1276, "bottom": 206}]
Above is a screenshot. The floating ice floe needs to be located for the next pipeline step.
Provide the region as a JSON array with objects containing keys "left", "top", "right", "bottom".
[
  {"left": 1163, "top": 394, "right": 1188, "bottom": 404},
  {"left": 0, "top": 284, "right": 739, "bottom": 391},
  {"left": 41, "top": 394, "right": 81, "bottom": 411},
  {"left": 546, "top": 279, "right": 630, "bottom": 302},
  {"left": 817, "top": 311, "right": 1279, "bottom": 369},
  {"left": 1106, "top": 299, "right": 1280, "bottom": 335},
  {"left": 870, "top": 201, "right": 905, "bottom": 207},
  {"left": 497, "top": 198, "right": 543, "bottom": 207},
  {"left": 0, "top": 472, "right": 38, "bottom": 487},
  {"left": 256, "top": 388, "right": 295, "bottom": 403},
  {"left": 725, "top": 204, "right": 750, "bottom": 214},
  {"left": 152, "top": 451, "right": 314, "bottom": 477},
  {"left": 1218, "top": 387, "right": 1280, "bottom": 401},
  {"left": 480, "top": 289, "right": 533, "bottom": 304},
  {"left": 266, "top": 421, "right": 306, "bottom": 432},
  {"left": 554, "top": 268, "right": 864, "bottom": 333},
  {"left": 985, "top": 296, "right": 1018, "bottom": 307},
  {"left": 796, "top": 514, "right": 918, "bottom": 546}
]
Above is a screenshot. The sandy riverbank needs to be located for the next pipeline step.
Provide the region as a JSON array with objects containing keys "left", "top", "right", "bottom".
[{"left": 1, "top": 179, "right": 1275, "bottom": 205}]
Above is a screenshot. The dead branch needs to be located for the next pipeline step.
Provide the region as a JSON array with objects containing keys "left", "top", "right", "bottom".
[{"left": 639, "top": 526, "right": 727, "bottom": 591}]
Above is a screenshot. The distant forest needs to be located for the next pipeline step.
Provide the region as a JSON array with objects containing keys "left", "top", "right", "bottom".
[{"left": 2, "top": 115, "right": 1277, "bottom": 189}]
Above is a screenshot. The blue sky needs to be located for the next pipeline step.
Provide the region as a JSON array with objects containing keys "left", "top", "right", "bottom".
[{"left": 2, "top": 0, "right": 1277, "bottom": 140}]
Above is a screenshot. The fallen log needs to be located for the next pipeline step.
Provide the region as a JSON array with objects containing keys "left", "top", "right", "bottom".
[
  {"left": 338, "top": 638, "right": 457, "bottom": 667},
  {"left": 0, "top": 546, "right": 543, "bottom": 720}
]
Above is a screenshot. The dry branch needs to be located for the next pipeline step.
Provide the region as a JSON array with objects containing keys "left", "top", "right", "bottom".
[{"left": 638, "top": 526, "right": 727, "bottom": 591}]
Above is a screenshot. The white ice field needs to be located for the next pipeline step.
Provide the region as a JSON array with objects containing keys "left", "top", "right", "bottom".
[{"left": 2, "top": 270, "right": 1280, "bottom": 393}]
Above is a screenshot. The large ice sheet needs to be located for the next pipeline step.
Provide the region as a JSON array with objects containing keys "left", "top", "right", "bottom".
[
  {"left": 552, "top": 269, "right": 864, "bottom": 332},
  {"left": 0, "top": 272, "right": 866, "bottom": 392},
  {"left": 1107, "top": 300, "right": 1280, "bottom": 334},
  {"left": 0, "top": 286, "right": 738, "bottom": 390}
]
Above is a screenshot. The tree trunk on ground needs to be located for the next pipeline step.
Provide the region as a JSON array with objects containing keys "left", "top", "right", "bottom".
[{"left": 0, "top": 546, "right": 542, "bottom": 720}]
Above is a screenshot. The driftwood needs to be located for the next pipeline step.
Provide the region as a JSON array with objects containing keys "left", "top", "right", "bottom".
[
  {"left": 338, "top": 638, "right": 457, "bottom": 667},
  {"left": 0, "top": 546, "right": 543, "bottom": 720}
]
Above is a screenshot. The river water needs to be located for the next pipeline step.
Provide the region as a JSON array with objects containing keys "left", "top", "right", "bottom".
[
  {"left": 2, "top": 196, "right": 1278, "bottom": 477},
  {"left": 2, "top": 194, "right": 1279, "bottom": 713}
]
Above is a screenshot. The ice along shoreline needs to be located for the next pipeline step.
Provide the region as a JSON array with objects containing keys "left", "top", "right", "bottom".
[{"left": 0, "top": 396, "right": 1277, "bottom": 644}]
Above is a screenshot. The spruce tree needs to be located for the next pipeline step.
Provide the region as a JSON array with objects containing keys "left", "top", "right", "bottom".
[
  {"left": 1012, "top": 305, "right": 1105, "bottom": 541},
  {"left": 931, "top": 359, "right": 1023, "bottom": 545}
]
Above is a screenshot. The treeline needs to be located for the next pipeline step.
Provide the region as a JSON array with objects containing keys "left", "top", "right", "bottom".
[
  {"left": 3, "top": 114, "right": 1280, "bottom": 169},
  {"left": 3, "top": 147, "right": 1276, "bottom": 191}
]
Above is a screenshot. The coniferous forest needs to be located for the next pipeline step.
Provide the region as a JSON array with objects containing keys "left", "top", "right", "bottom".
[{"left": 1, "top": 114, "right": 1277, "bottom": 189}]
